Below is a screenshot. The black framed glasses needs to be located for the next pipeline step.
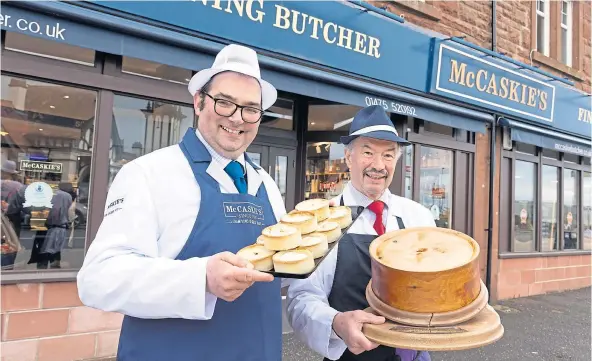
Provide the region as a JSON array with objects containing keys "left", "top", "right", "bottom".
[{"left": 202, "top": 92, "right": 264, "bottom": 123}]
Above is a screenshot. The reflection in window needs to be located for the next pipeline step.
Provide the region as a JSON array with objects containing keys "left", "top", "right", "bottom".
[
  {"left": 122, "top": 57, "right": 192, "bottom": 85},
  {"left": 419, "top": 147, "right": 453, "bottom": 228},
  {"left": 275, "top": 156, "right": 288, "bottom": 203},
  {"left": 5, "top": 32, "right": 95, "bottom": 66},
  {"left": 261, "top": 98, "right": 294, "bottom": 130},
  {"left": 541, "top": 165, "right": 559, "bottom": 251},
  {"left": 514, "top": 161, "right": 536, "bottom": 252},
  {"left": 404, "top": 145, "right": 413, "bottom": 200},
  {"left": 110, "top": 95, "right": 194, "bottom": 185},
  {"left": 307, "top": 103, "right": 362, "bottom": 131},
  {"left": 304, "top": 142, "right": 349, "bottom": 200},
  {"left": 583, "top": 172, "right": 591, "bottom": 250},
  {"left": 563, "top": 169, "right": 579, "bottom": 249},
  {"left": 1, "top": 75, "right": 96, "bottom": 272}
]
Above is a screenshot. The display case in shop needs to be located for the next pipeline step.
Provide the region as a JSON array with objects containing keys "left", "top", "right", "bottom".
[{"left": 305, "top": 142, "right": 350, "bottom": 200}]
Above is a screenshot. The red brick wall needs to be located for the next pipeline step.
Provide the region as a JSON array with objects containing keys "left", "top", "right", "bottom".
[
  {"left": 496, "top": 255, "right": 592, "bottom": 300},
  {"left": 1, "top": 282, "right": 121, "bottom": 361},
  {"left": 376, "top": 0, "right": 591, "bottom": 93}
]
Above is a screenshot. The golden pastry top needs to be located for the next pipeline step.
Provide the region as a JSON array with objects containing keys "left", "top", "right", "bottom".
[
  {"left": 295, "top": 199, "right": 330, "bottom": 212},
  {"left": 262, "top": 223, "right": 299, "bottom": 237},
  {"left": 273, "top": 249, "right": 313, "bottom": 263},
  {"left": 317, "top": 221, "right": 340, "bottom": 232},
  {"left": 301, "top": 233, "right": 328, "bottom": 247},
  {"left": 237, "top": 244, "right": 275, "bottom": 261},
  {"left": 330, "top": 206, "right": 351, "bottom": 218},
  {"left": 374, "top": 229, "right": 477, "bottom": 272},
  {"left": 281, "top": 211, "right": 315, "bottom": 224}
]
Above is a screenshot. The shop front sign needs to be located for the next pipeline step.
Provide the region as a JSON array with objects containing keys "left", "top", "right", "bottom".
[
  {"left": 20, "top": 160, "right": 63, "bottom": 173},
  {"left": 86, "top": 0, "right": 434, "bottom": 93},
  {"left": 430, "top": 40, "right": 591, "bottom": 139}
]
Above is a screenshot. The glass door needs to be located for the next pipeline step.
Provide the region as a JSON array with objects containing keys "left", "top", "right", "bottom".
[
  {"left": 246, "top": 145, "right": 296, "bottom": 211},
  {"left": 246, "top": 144, "right": 269, "bottom": 169},
  {"left": 269, "top": 147, "right": 296, "bottom": 211}
]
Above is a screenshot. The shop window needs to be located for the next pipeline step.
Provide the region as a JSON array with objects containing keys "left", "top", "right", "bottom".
[
  {"left": 541, "top": 165, "right": 559, "bottom": 251},
  {"left": 403, "top": 145, "right": 413, "bottom": 200},
  {"left": 583, "top": 157, "right": 591, "bottom": 166},
  {"left": 563, "top": 169, "right": 579, "bottom": 249},
  {"left": 304, "top": 141, "right": 349, "bottom": 200},
  {"left": 542, "top": 149, "right": 560, "bottom": 160},
  {"left": 304, "top": 102, "right": 362, "bottom": 200},
  {"left": 4, "top": 32, "right": 95, "bottom": 66},
  {"left": 1, "top": 75, "right": 96, "bottom": 272},
  {"left": 109, "top": 95, "right": 194, "bottom": 185},
  {"left": 423, "top": 121, "right": 454, "bottom": 137},
  {"left": 583, "top": 172, "right": 591, "bottom": 250},
  {"left": 513, "top": 160, "right": 537, "bottom": 252},
  {"left": 515, "top": 142, "right": 537, "bottom": 155},
  {"left": 307, "top": 103, "right": 362, "bottom": 131},
  {"left": 504, "top": 147, "right": 589, "bottom": 253},
  {"left": 121, "top": 57, "right": 193, "bottom": 85},
  {"left": 564, "top": 153, "right": 579, "bottom": 163},
  {"left": 419, "top": 147, "right": 453, "bottom": 228},
  {"left": 260, "top": 98, "right": 294, "bottom": 130}
]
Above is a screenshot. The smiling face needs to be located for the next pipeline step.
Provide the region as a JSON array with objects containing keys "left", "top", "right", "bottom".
[
  {"left": 345, "top": 136, "right": 401, "bottom": 200},
  {"left": 195, "top": 71, "right": 263, "bottom": 160}
]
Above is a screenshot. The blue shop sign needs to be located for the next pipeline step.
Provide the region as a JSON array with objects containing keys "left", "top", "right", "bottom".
[
  {"left": 89, "top": 0, "right": 433, "bottom": 93},
  {"left": 430, "top": 41, "right": 591, "bottom": 138}
]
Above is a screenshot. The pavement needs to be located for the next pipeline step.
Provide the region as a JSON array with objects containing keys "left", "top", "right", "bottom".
[{"left": 281, "top": 287, "right": 592, "bottom": 361}]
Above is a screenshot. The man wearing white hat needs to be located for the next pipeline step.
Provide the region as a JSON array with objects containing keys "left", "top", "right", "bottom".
[
  {"left": 77, "top": 44, "right": 287, "bottom": 361},
  {"left": 286, "top": 105, "right": 434, "bottom": 361}
]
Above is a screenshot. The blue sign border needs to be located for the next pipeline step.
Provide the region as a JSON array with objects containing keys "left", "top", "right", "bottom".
[{"left": 433, "top": 43, "right": 556, "bottom": 123}]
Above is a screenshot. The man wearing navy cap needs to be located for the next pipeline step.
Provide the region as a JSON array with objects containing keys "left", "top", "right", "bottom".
[{"left": 286, "top": 105, "right": 435, "bottom": 361}]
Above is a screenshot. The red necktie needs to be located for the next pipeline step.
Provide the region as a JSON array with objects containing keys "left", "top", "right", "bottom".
[{"left": 367, "top": 200, "right": 386, "bottom": 236}]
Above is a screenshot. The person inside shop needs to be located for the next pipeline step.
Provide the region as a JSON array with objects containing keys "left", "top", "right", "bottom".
[
  {"left": 285, "top": 105, "right": 436, "bottom": 361},
  {"left": 77, "top": 44, "right": 288, "bottom": 361},
  {"left": 28, "top": 182, "right": 74, "bottom": 269},
  {"left": 1, "top": 160, "right": 25, "bottom": 238}
]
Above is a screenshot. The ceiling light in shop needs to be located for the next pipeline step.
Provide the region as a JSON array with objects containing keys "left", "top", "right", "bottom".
[
  {"left": 63, "top": 95, "right": 70, "bottom": 99},
  {"left": 333, "top": 117, "right": 353, "bottom": 130},
  {"left": 49, "top": 105, "right": 55, "bottom": 109}
]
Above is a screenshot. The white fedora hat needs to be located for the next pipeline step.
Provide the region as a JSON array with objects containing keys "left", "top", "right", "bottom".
[{"left": 188, "top": 44, "right": 277, "bottom": 110}]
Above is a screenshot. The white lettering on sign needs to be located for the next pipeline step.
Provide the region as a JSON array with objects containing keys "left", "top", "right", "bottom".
[
  {"left": 365, "top": 96, "right": 417, "bottom": 116},
  {"left": 192, "top": 0, "right": 382, "bottom": 59},
  {"left": 0, "top": 13, "right": 65, "bottom": 40},
  {"left": 578, "top": 107, "right": 592, "bottom": 124}
]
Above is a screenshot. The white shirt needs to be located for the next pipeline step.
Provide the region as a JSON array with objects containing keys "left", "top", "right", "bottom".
[
  {"left": 77, "top": 129, "right": 287, "bottom": 320},
  {"left": 285, "top": 182, "right": 436, "bottom": 360}
]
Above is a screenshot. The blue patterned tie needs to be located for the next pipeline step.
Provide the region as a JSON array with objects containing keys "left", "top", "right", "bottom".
[{"left": 224, "top": 161, "right": 247, "bottom": 194}]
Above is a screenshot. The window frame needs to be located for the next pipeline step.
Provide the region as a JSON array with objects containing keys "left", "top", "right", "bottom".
[
  {"left": 560, "top": 0, "right": 573, "bottom": 67},
  {"left": 500, "top": 144, "right": 591, "bottom": 258},
  {"left": 0, "top": 44, "right": 198, "bottom": 284},
  {"left": 535, "top": 0, "right": 551, "bottom": 57}
]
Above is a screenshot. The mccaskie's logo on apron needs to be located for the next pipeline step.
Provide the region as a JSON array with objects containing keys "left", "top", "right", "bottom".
[{"left": 223, "top": 202, "right": 265, "bottom": 226}]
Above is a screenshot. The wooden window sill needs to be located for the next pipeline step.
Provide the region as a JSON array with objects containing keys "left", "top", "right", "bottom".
[
  {"left": 532, "top": 52, "right": 585, "bottom": 82},
  {"left": 391, "top": 0, "right": 441, "bottom": 21}
]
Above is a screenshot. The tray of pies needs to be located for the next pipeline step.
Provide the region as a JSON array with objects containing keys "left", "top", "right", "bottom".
[{"left": 237, "top": 199, "right": 363, "bottom": 279}]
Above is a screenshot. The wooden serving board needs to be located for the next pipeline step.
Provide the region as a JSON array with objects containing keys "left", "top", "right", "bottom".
[
  {"left": 361, "top": 304, "right": 504, "bottom": 351},
  {"left": 365, "top": 279, "right": 489, "bottom": 327},
  {"left": 263, "top": 205, "right": 364, "bottom": 279}
]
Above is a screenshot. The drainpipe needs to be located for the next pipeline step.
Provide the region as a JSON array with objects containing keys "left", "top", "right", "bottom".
[{"left": 485, "top": 0, "right": 497, "bottom": 300}]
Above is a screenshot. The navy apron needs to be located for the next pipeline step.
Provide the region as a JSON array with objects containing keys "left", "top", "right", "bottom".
[
  {"left": 324, "top": 197, "right": 428, "bottom": 361},
  {"left": 117, "top": 128, "right": 282, "bottom": 361}
]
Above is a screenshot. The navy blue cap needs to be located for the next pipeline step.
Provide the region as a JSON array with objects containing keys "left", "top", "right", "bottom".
[{"left": 339, "top": 105, "right": 410, "bottom": 145}]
